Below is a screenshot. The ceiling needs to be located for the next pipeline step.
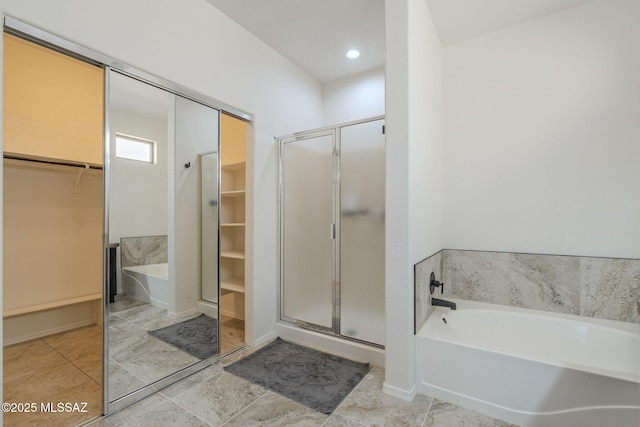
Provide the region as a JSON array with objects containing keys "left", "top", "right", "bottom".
[
  {"left": 206, "top": 0, "right": 597, "bottom": 84},
  {"left": 206, "top": 0, "right": 385, "bottom": 84}
]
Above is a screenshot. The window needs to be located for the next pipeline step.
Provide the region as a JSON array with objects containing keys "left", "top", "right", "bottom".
[{"left": 115, "top": 133, "right": 156, "bottom": 163}]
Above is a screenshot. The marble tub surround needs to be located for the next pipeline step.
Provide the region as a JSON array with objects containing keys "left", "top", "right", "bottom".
[
  {"left": 120, "top": 235, "right": 168, "bottom": 268},
  {"left": 442, "top": 250, "right": 640, "bottom": 323},
  {"left": 414, "top": 249, "right": 640, "bottom": 333},
  {"left": 414, "top": 251, "right": 444, "bottom": 333}
]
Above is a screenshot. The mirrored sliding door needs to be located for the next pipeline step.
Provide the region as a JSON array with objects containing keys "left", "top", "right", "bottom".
[{"left": 107, "top": 70, "right": 220, "bottom": 411}]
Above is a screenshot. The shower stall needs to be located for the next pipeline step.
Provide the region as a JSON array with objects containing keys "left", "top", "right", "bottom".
[{"left": 278, "top": 116, "right": 385, "bottom": 347}]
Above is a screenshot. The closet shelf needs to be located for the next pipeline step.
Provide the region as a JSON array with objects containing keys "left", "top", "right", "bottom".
[
  {"left": 221, "top": 223, "right": 245, "bottom": 227},
  {"left": 221, "top": 161, "right": 246, "bottom": 171},
  {"left": 221, "top": 277, "right": 245, "bottom": 293},
  {"left": 221, "top": 190, "right": 245, "bottom": 198},
  {"left": 4, "top": 293, "right": 102, "bottom": 318},
  {"left": 221, "top": 250, "right": 245, "bottom": 260},
  {"left": 3, "top": 152, "right": 103, "bottom": 170}
]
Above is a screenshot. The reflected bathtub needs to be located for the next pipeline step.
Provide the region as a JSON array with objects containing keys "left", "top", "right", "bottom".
[
  {"left": 416, "top": 299, "right": 640, "bottom": 427},
  {"left": 121, "top": 263, "right": 168, "bottom": 309}
]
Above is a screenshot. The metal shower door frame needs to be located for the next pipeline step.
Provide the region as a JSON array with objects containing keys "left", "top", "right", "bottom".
[
  {"left": 277, "top": 115, "right": 385, "bottom": 348},
  {"left": 278, "top": 127, "right": 340, "bottom": 334}
]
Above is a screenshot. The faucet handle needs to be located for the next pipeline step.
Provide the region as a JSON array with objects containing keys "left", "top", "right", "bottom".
[{"left": 429, "top": 272, "right": 444, "bottom": 295}]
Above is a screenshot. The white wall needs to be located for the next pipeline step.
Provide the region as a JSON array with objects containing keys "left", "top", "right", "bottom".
[
  {"left": 171, "top": 96, "right": 219, "bottom": 317},
  {"left": 384, "top": 0, "right": 443, "bottom": 399},
  {"left": 0, "top": 0, "right": 324, "bottom": 350},
  {"left": 409, "top": 1, "right": 444, "bottom": 263},
  {"left": 109, "top": 109, "right": 168, "bottom": 245},
  {"left": 322, "top": 67, "right": 385, "bottom": 125},
  {"left": 443, "top": 0, "right": 640, "bottom": 259}
]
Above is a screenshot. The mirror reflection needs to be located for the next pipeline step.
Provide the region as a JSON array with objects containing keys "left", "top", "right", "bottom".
[{"left": 107, "top": 72, "right": 220, "bottom": 403}]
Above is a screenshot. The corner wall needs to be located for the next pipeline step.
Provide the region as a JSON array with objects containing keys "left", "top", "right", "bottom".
[{"left": 384, "top": 0, "right": 443, "bottom": 399}]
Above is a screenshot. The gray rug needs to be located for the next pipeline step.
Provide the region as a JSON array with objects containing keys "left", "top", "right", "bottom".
[
  {"left": 224, "top": 337, "right": 369, "bottom": 414},
  {"left": 148, "top": 314, "right": 217, "bottom": 360}
]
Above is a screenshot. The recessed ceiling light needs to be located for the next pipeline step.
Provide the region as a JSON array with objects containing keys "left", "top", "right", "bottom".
[{"left": 346, "top": 49, "right": 360, "bottom": 59}]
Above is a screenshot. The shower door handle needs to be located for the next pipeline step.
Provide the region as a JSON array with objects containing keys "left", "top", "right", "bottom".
[{"left": 330, "top": 223, "right": 336, "bottom": 239}]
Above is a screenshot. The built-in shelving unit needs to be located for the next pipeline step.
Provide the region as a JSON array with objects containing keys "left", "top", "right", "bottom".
[{"left": 220, "top": 159, "right": 246, "bottom": 319}]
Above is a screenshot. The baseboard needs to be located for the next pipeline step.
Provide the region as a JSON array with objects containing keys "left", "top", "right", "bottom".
[
  {"left": 383, "top": 381, "right": 416, "bottom": 401},
  {"left": 253, "top": 330, "right": 277, "bottom": 346},
  {"left": 168, "top": 307, "right": 199, "bottom": 319}
]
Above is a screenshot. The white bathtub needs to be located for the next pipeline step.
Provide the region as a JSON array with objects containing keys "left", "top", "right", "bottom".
[
  {"left": 121, "top": 263, "right": 168, "bottom": 309},
  {"left": 416, "top": 299, "right": 640, "bottom": 427}
]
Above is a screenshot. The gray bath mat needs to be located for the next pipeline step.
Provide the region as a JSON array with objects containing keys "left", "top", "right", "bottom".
[
  {"left": 148, "top": 314, "right": 218, "bottom": 360},
  {"left": 224, "top": 337, "right": 369, "bottom": 414}
]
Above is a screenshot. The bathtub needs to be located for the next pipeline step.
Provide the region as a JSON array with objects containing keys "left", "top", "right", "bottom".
[
  {"left": 121, "top": 263, "right": 168, "bottom": 309},
  {"left": 416, "top": 299, "right": 640, "bottom": 427}
]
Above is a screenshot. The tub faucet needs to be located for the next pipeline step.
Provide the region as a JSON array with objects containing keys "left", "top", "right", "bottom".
[{"left": 431, "top": 297, "right": 457, "bottom": 310}]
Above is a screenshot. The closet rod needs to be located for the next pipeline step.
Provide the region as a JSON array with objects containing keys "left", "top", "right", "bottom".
[{"left": 3, "top": 154, "right": 103, "bottom": 170}]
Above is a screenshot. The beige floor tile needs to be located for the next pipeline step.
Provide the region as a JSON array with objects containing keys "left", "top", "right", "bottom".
[
  {"left": 112, "top": 400, "right": 208, "bottom": 427},
  {"left": 172, "top": 371, "right": 266, "bottom": 426},
  {"left": 109, "top": 295, "right": 148, "bottom": 313},
  {"left": 160, "top": 364, "right": 224, "bottom": 399},
  {"left": 220, "top": 316, "right": 245, "bottom": 356},
  {"left": 115, "top": 304, "right": 167, "bottom": 323},
  {"left": 423, "top": 400, "right": 518, "bottom": 427},
  {"left": 108, "top": 361, "right": 146, "bottom": 402},
  {"left": 3, "top": 340, "right": 69, "bottom": 383},
  {"left": 334, "top": 366, "right": 433, "bottom": 426},
  {"left": 323, "top": 413, "right": 366, "bottom": 426},
  {"left": 223, "top": 391, "right": 329, "bottom": 426},
  {"left": 90, "top": 393, "right": 168, "bottom": 426},
  {"left": 118, "top": 345, "right": 199, "bottom": 384},
  {"left": 4, "top": 362, "right": 95, "bottom": 403}
]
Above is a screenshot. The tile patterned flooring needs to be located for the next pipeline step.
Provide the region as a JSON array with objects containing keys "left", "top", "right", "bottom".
[
  {"left": 91, "top": 344, "right": 517, "bottom": 427},
  {"left": 4, "top": 296, "right": 515, "bottom": 427},
  {"left": 3, "top": 325, "right": 103, "bottom": 426},
  {"left": 109, "top": 295, "right": 245, "bottom": 402}
]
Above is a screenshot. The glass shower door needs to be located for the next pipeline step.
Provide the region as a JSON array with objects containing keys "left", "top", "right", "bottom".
[
  {"left": 281, "top": 132, "right": 335, "bottom": 329},
  {"left": 339, "top": 119, "right": 385, "bottom": 345}
]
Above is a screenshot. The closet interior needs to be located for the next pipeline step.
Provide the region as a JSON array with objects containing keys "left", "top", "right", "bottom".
[{"left": 2, "top": 32, "right": 104, "bottom": 425}]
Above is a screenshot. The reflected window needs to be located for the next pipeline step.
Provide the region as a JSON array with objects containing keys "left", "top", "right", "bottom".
[{"left": 115, "top": 133, "right": 156, "bottom": 163}]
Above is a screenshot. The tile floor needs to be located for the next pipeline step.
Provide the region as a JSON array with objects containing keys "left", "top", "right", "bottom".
[
  {"left": 90, "top": 343, "right": 517, "bottom": 427},
  {"left": 3, "top": 294, "right": 246, "bottom": 427},
  {"left": 3, "top": 325, "right": 103, "bottom": 426},
  {"left": 109, "top": 295, "right": 245, "bottom": 402},
  {"left": 5, "top": 299, "right": 514, "bottom": 427}
]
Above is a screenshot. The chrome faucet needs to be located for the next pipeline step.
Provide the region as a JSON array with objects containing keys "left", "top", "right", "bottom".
[{"left": 429, "top": 272, "right": 457, "bottom": 310}]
